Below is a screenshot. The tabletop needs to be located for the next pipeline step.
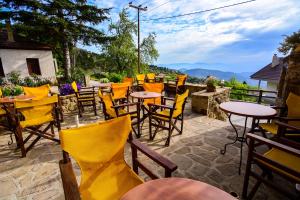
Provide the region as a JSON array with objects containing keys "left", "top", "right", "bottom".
[
  {"left": 130, "top": 91, "right": 161, "bottom": 99},
  {"left": 220, "top": 101, "right": 276, "bottom": 118},
  {"left": 121, "top": 178, "right": 235, "bottom": 200},
  {"left": 0, "top": 95, "right": 35, "bottom": 104}
]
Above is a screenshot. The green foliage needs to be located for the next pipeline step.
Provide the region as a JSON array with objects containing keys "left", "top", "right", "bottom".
[
  {"left": 108, "top": 73, "right": 123, "bottom": 83},
  {"left": 1, "top": 0, "right": 111, "bottom": 78},
  {"left": 6, "top": 71, "right": 21, "bottom": 85},
  {"left": 103, "top": 9, "right": 159, "bottom": 76},
  {"left": 278, "top": 29, "right": 300, "bottom": 55},
  {"left": 1, "top": 84, "right": 23, "bottom": 97},
  {"left": 206, "top": 77, "right": 218, "bottom": 87},
  {"left": 99, "top": 78, "right": 110, "bottom": 83},
  {"left": 225, "top": 77, "right": 257, "bottom": 102}
]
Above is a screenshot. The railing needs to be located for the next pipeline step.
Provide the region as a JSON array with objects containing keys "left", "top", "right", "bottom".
[{"left": 230, "top": 88, "right": 278, "bottom": 105}]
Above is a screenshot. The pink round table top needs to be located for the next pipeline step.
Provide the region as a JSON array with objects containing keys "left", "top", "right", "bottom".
[
  {"left": 97, "top": 83, "right": 112, "bottom": 88},
  {"left": 121, "top": 178, "right": 235, "bottom": 200},
  {"left": 130, "top": 91, "right": 161, "bottom": 99},
  {"left": 0, "top": 95, "right": 35, "bottom": 103},
  {"left": 220, "top": 101, "right": 276, "bottom": 118}
]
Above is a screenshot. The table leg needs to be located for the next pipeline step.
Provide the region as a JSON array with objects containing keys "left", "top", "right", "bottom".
[{"left": 220, "top": 114, "right": 249, "bottom": 175}]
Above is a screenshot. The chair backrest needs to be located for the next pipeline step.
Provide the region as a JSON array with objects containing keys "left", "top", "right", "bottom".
[
  {"left": 123, "top": 77, "right": 134, "bottom": 86},
  {"left": 0, "top": 88, "right": 2, "bottom": 97},
  {"left": 71, "top": 81, "right": 78, "bottom": 93},
  {"left": 59, "top": 115, "right": 132, "bottom": 192},
  {"left": 15, "top": 95, "right": 58, "bottom": 126},
  {"left": 143, "top": 83, "right": 164, "bottom": 93},
  {"left": 23, "top": 84, "right": 50, "bottom": 100},
  {"left": 98, "top": 88, "right": 103, "bottom": 98},
  {"left": 136, "top": 74, "right": 145, "bottom": 84},
  {"left": 176, "top": 74, "right": 187, "bottom": 86},
  {"left": 146, "top": 73, "right": 155, "bottom": 82},
  {"left": 173, "top": 89, "right": 189, "bottom": 117},
  {"left": 111, "top": 83, "right": 129, "bottom": 100},
  {"left": 286, "top": 92, "right": 300, "bottom": 127},
  {"left": 101, "top": 94, "right": 117, "bottom": 117}
]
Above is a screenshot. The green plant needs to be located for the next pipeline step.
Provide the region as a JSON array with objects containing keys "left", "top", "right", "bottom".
[
  {"left": 108, "top": 72, "right": 123, "bottom": 83},
  {"left": 99, "top": 78, "right": 110, "bottom": 83},
  {"left": 7, "top": 71, "right": 21, "bottom": 85},
  {"left": 206, "top": 76, "right": 218, "bottom": 87},
  {"left": 1, "top": 84, "right": 23, "bottom": 96}
]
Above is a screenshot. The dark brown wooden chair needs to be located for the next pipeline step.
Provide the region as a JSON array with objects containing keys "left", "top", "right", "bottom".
[
  {"left": 59, "top": 116, "right": 177, "bottom": 200},
  {"left": 148, "top": 90, "right": 189, "bottom": 146},
  {"left": 101, "top": 93, "right": 141, "bottom": 137},
  {"left": 165, "top": 74, "right": 187, "bottom": 96},
  {"left": 242, "top": 130, "right": 300, "bottom": 200},
  {"left": 71, "top": 81, "right": 97, "bottom": 117}
]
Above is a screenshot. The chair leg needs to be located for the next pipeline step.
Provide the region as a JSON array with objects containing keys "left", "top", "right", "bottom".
[
  {"left": 16, "top": 126, "right": 26, "bottom": 157},
  {"left": 149, "top": 115, "right": 152, "bottom": 140},
  {"left": 180, "top": 115, "right": 184, "bottom": 134},
  {"left": 77, "top": 102, "right": 82, "bottom": 117},
  {"left": 165, "top": 121, "right": 172, "bottom": 146},
  {"left": 93, "top": 100, "right": 97, "bottom": 116}
]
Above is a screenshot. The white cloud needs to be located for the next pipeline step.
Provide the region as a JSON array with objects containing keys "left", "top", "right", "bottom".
[{"left": 90, "top": 0, "right": 300, "bottom": 67}]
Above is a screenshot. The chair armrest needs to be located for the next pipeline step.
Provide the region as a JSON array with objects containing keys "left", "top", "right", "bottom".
[
  {"left": 111, "top": 102, "right": 139, "bottom": 108},
  {"left": 131, "top": 139, "right": 177, "bottom": 177},
  {"left": 59, "top": 160, "right": 80, "bottom": 200},
  {"left": 278, "top": 117, "right": 300, "bottom": 122},
  {"left": 163, "top": 97, "right": 175, "bottom": 101},
  {"left": 275, "top": 121, "right": 300, "bottom": 131},
  {"left": 247, "top": 133, "right": 300, "bottom": 156},
  {"left": 148, "top": 103, "right": 173, "bottom": 110},
  {"left": 81, "top": 86, "right": 95, "bottom": 89},
  {"left": 271, "top": 106, "right": 286, "bottom": 110}
]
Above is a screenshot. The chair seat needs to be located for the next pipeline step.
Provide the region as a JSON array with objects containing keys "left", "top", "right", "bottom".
[
  {"left": 80, "top": 161, "right": 143, "bottom": 200},
  {"left": 156, "top": 109, "right": 180, "bottom": 120},
  {"left": 260, "top": 148, "right": 300, "bottom": 182},
  {"left": 260, "top": 122, "right": 300, "bottom": 136},
  {"left": 20, "top": 114, "right": 53, "bottom": 128},
  {"left": 0, "top": 108, "right": 6, "bottom": 115}
]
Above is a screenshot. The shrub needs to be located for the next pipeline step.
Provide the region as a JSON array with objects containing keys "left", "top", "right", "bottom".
[
  {"left": 1, "top": 84, "right": 23, "bottom": 97},
  {"left": 108, "top": 72, "right": 123, "bottom": 83},
  {"left": 99, "top": 78, "right": 110, "bottom": 83},
  {"left": 7, "top": 71, "right": 21, "bottom": 85}
]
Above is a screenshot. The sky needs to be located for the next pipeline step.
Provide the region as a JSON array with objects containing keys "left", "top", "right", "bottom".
[{"left": 82, "top": 0, "right": 300, "bottom": 73}]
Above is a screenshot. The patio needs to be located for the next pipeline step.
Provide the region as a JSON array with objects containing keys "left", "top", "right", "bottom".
[{"left": 0, "top": 101, "right": 294, "bottom": 200}]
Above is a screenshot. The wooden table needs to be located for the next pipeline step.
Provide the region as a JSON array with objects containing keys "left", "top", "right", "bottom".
[
  {"left": 121, "top": 178, "right": 235, "bottom": 200},
  {"left": 219, "top": 101, "right": 276, "bottom": 174},
  {"left": 0, "top": 95, "right": 35, "bottom": 103}
]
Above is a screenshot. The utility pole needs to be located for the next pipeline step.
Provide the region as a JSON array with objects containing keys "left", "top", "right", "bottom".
[{"left": 129, "top": 2, "right": 147, "bottom": 74}]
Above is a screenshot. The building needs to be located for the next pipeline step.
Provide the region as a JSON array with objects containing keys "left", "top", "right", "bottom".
[
  {"left": 250, "top": 54, "right": 288, "bottom": 91},
  {"left": 0, "top": 24, "right": 56, "bottom": 79}
]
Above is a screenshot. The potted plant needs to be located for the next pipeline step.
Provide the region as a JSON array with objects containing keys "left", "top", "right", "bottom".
[{"left": 206, "top": 76, "right": 218, "bottom": 92}]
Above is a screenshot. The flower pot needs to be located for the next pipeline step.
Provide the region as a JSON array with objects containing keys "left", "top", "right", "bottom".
[{"left": 206, "top": 85, "right": 216, "bottom": 92}]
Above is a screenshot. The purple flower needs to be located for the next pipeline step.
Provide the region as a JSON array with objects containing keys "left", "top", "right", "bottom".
[{"left": 59, "top": 83, "right": 82, "bottom": 96}]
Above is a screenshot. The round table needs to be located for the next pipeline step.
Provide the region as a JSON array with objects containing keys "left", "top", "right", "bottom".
[
  {"left": 130, "top": 91, "right": 161, "bottom": 99},
  {"left": 219, "top": 101, "right": 276, "bottom": 174},
  {"left": 121, "top": 178, "right": 235, "bottom": 200}
]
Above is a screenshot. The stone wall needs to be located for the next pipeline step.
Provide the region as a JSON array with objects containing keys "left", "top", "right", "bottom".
[
  {"left": 191, "top": 87, "right": 230, "bottom": 121},
  {"left": 59, "top": 94, "right": 78, "bottom": 113}
]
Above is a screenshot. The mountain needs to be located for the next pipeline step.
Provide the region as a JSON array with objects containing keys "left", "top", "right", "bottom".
[{"left": 181, "top": 68, "right": 258, "bottom": 86}]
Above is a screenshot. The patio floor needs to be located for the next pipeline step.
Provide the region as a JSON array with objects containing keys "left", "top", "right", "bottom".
[{"left": 0, "top": 102, "right": 296, "bottom": 199}]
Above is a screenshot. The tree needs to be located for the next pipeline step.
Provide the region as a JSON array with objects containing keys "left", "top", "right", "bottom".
[
  {"left": 0, "top": 0, "right": 110, "bottom": 79},
  {"left": 103, "top": 9, "right": 159, "bottom": 76},
  {"left": 278, "top": 29, "right": 300, "bottom": 55}
]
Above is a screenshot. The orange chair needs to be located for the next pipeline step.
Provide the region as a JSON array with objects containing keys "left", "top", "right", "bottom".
[
  {"left": 166, "top": 74, "right": 187, "bottom": 95},
  {"left": 59, "top": 116, "right": 177, "bottom": 200},
  {"left": 22, "top": 84, "right": 50, "bottom": 100},
  {"left": 123, "top": 77, "right": 134, "bottom": 86},
  {"left": 111, "top": 82, "right": 130, "bottom": 103},
  {"left": 142, "top": 83, "right": 164, "bottom": 107}
]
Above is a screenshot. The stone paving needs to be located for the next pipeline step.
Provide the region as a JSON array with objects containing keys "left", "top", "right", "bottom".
[{"left": 0, "top": 103, "right": 297, "bottom": 199}]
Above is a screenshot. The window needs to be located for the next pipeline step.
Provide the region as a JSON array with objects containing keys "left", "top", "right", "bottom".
[
  {"left": 0, "top": 58, "right": 4, "bottom": 77},
  {"left": 26, "top": 58, "right": 41, "bottom": 75}
]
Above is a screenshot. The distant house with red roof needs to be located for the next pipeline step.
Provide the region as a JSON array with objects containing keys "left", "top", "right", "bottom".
[
  {"left": 250, "top": 54, "right": 288, "bottom": 91},
  {"left": 0, "top": 23, "right": 57, "bottom": 78}
]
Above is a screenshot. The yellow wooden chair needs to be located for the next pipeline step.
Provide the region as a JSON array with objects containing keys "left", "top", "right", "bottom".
[
  {"left": 148, "top": 89, "right": 189, "bottom": 146},
  {"left": 101, "top": 93, "right": 141, "bottom": 137},
  {"left": 259, "top": 92, "right": 300, "bottom": 138},
  {"left": 14, "top": 95, "right": 60, "bottom": 157},
  {"left": 146, "top": 73, "right": 156, "bottom": 83},
  {"left": 242, "top": 133, "right": 300, "bottom": 199},
  {"left": 111, "top": 82, "right": 130, "bottom": 103},
  {"left": 59, "top": 116, "right": 177, "bottom": 200},
  {"left": 0, "top": 88, "right": 6, "bottom": 116},
  {"left": 72, "top": 81, "right": 97, "bottom": 117},
  {"left": 22, "top": 84, "right": 50, "bottom": 100}
]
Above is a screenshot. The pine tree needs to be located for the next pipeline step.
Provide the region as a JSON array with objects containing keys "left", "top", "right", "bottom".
[{"left": 0, "top": 0, "right": 110, "bottom": 79}]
